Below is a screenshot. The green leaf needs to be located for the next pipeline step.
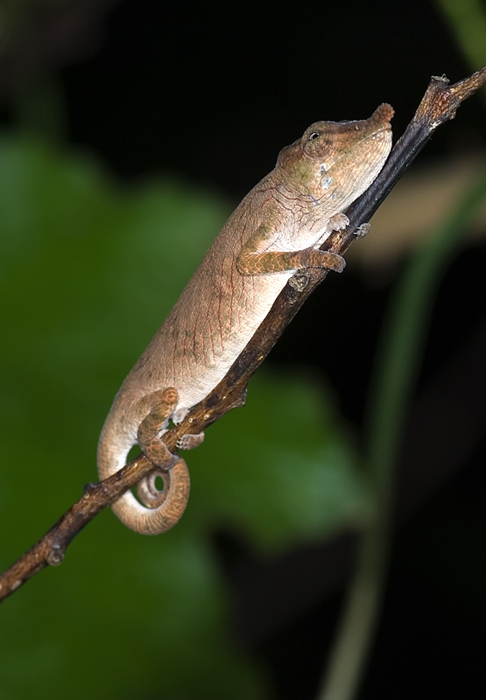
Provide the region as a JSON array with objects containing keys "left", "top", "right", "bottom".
[{"left": 189, "top": 370, "right": 371, "bottom": 550}]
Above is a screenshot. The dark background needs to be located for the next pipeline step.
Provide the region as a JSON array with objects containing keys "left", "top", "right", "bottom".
[{"left": 3, "top": 0, "right": 486, "bottom": 697}]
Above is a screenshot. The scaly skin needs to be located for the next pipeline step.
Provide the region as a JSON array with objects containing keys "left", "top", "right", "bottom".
[{"left": 97, "top": 104, "right": 394, "bottom": 534}]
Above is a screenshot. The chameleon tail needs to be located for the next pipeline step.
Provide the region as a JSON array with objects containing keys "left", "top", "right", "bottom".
[{"left": 97, "top": 414, "right": 190, "bottom": 535}]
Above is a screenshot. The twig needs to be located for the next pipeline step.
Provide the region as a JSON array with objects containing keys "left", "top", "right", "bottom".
[{"left": 1, "top": 66, "right": 485, "bottom": 604}]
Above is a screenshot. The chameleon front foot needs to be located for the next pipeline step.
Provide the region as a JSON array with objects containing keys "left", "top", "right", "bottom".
[
  {"left": 237, "top": 246, "right": 346, "bottom": 275},
  {"left": 354, "top": 223, "right": 371, "bottom": 238}
]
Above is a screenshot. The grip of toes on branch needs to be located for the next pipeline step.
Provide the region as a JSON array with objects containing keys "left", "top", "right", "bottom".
[{"left": 355, "top": 223, "right": 371, "bottom": 238}]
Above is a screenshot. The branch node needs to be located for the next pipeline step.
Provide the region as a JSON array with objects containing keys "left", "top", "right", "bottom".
[
  {"left": 289, "top": 272, "right": 310, "bottom": 292},
  {"left": 46, "top": 543, "right": 65, "bottom": 567}
]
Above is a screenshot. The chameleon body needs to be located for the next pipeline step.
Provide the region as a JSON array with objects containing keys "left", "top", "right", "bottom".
[{"left": 98, "top": 104, "right": 394, "bottom": 534}]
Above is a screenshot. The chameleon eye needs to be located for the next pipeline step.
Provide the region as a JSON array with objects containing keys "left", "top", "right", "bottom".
[{"left": 308, "top": 131, "right": 320, "bottom": 141}]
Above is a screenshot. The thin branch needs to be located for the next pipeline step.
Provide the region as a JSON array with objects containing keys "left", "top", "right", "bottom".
[{"left": 1, "top": 66, "right": 485, "bottom": 604}]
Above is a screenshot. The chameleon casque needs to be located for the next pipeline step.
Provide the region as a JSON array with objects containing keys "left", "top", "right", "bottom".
[{"left": 97, "top": 104, "right": 394, "bottom": 535}]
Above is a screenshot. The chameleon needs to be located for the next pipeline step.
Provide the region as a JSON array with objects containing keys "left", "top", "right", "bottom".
[{"left": 97, "top": 103, "right": 394, "bottom": 535}]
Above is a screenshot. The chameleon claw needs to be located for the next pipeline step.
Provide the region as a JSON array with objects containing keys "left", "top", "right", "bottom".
[{"left": 354, "top": 223, "right": 371, "bottom": 238}]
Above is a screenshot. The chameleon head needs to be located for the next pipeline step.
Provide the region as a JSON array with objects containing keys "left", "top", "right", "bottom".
[{"left": 277, "top": 103, "right": 394, "bottom": 208}]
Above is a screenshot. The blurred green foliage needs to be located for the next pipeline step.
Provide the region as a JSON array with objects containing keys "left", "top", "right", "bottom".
[
  {"left": 435, "top": 0, "right": 486, "bottom": 73},
  {"left": 0, "top": 133, "right": 370, "bottom": 698}
]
